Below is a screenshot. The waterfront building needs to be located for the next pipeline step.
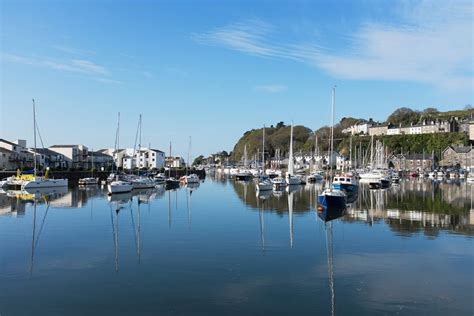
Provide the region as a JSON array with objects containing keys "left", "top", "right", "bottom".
[
  {"left": 119, "top": 148, "right": 165, "bottom": 170},
  {"left": 87, "top": 151, "right": 114, "bottom": 170},
  {"left": 49, "top": 144, "right": 89, "bottom": 169},
  {"left": 0, "top": 138, "right": 33, "bottom": 169},
  {"left": 389, "top": 153, "right": 436, "bottom": 172},
  {"left": 27, "top": 148, "right": 69, "bottom": 169},
  {"left": 440, "top": 146, "right": 472, "bottom": 169},
  {"left": 165, "top": 156, "right": 185, "bottom": 168}
]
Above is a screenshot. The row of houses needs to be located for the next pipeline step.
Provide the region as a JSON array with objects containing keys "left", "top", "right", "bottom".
[
  {"left": 342, "top": 118, "right": 473, "bottom": 138},
  {"left": 0, "top": 138, "right": 188, "bottom": 171},
  {"left": 248, "top": 145, "right": 473, "bottom": 172}
]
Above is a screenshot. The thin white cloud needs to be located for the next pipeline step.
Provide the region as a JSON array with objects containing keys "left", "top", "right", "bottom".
[
  {"left": 255, "top": 84, "right": 288, "bottom": 93},
  {"left": 2, "top": 53, "right": 109, "bottom": 76},
  {"left": 193, "top": 1, "right": 473, "bottom": 90},
  {"left": 1, "top": 52, "right": 121, "bottom": 84},
  {"left": 52, "top": 45, "right": 96, "bottom": 56}
]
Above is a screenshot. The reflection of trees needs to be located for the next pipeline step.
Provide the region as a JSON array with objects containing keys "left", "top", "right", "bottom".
[
  {"left": 231, "top": 180, "right": 316, "bottom": 215},
  {"left": 350, "top": 181, "right": 473, "bottom": 236}
]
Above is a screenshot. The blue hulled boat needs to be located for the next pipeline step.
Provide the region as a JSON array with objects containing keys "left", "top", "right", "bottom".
[{"left": 318, "top": 188, "right": 347, "bottom": 213}]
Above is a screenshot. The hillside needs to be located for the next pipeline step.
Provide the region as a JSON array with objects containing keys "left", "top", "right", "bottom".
[{"left": 229, "top": 107, "right": 472, "bottom": 162}]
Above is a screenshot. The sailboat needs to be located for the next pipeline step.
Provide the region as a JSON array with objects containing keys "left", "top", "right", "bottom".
[
  {"left": 285, "top": 124, "right": 301, "bottom": 185},
  {"left": 181, "top": 136, "right": 200, "bottom": 184},
  {"left": 129, "top": 115, "right": 155, "bottom": 189},
  {"left": 318, "top": 87, "right": 347, "bottom": 213},
  {"left": 78, "top": 149, "right": 99, "bottom": 185},
  {"left": 165, "top": 141, "right": 180, "bottom": 190},
  {"left": 256, "top": 125, "right": 273, "bottom": 191},
  {"left": 236, "top": 144, "right": 252, "bottom": 181},
  {"left": 21, "top": 100, "right": 68, "bottom": 190},
  {"left": 108, "top": 113, "right": 133, "bottom": 195}
]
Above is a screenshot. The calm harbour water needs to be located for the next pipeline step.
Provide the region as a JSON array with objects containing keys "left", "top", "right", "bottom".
[{"left": 0, "top": 176, "right": 473, "bottom": 315}]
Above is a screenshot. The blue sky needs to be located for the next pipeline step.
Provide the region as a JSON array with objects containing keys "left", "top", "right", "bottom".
[{"left": 1, "top": 0, "right": 472, "bottom": 159}]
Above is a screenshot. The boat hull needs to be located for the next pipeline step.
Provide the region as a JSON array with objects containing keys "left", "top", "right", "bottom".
[
  {"left": 332, "top": 182, "right": 358, "bottom": 193},
  {"left": 108, "top": 182, "right": 133, "bottom": 194},
  {"left": 318, "top": 193, "right": 347, "bottom": 212},
  {"left": 22, "top": 178, "right": 68, "bottom": 189}
]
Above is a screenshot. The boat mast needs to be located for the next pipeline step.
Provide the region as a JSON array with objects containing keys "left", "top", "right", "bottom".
[
  {"left": 329, "top": 87, "right": 335, "bottom": 183},
  {"left": 186, "top": 136, "right": 191, "bottom": 175},
  {"left": 138, "top": 114, "right": 142, "bottom": 175},
  {"left": 168, "top": 141, "right": 172, "bottom": 179},
  {"left": 262, "top": 125, "right": 265, "bottom": 173},
  {"left": 349, "top": 136, "right": 352, "bottom": 171},
  {"left": 288, "top": 124, "right": 294, "bottom": 176},
  {"left": 32, "top": 99, "right": 37, "bottom": 176}
]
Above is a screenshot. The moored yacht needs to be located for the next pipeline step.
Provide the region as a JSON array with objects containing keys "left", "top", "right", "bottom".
[
  {"left": 285, "top": 124, "right": 301, "bottom": 186},
  {"left": 332, "top": 175, "right": 358, "bottom": 194},
  {"left": 78, "top": 177, "right": 99, "bottom": 185},
  {"left": 317, "top": 87, "right": 347, "bottom": 212},
  {"left": 107, "top": 180, "right": 133, "bottom": 194},
  {"left": 21, "top": 100, "right": 68, "bottom": 190}
]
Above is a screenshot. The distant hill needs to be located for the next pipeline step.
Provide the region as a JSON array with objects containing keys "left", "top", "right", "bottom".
[{"left": 229, "top": 107, "right": 471, "bottom": 162}]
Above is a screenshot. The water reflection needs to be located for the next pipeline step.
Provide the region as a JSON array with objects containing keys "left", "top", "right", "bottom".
[
  {"left": 232, "top": 179, "right": 473, "bottom": 237},
  {"left": 0, "top": 177, "right": 472, "bottom": 315}
]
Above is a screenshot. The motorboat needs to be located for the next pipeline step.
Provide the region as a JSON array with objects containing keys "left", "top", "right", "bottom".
[
  {"left": 332, "top": 175, "right": 358, "bottom": 194},
  {"left": 78, "top": 177, "right": 99, "bottom": 185}
]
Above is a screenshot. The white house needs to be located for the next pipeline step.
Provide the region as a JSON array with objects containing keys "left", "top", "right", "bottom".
[
  {"left": 342, "top": 122, "right": 373, "bottom": 136},
  {"left": 113, "top": 148, "right": 165, "bottom": 170}
]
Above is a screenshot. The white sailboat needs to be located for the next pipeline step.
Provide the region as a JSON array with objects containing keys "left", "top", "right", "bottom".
[
  {"left": 285, "top": 124, "right": 301, "bottom": 185},
  {"left": 108, "top": 113, "right": 133, "bottom": 194},
  {"left": 129, "top": 114, "right": 155, "bottom": 189},
  {"left": 181, "top": 136, "right": 200, "bottom": 184},
  {"left": 257, "top": 125, "right": 273, "bottom": 191},
  {"left": 22, "top": 99, "right": 68, "bottom": 190},
  {"left": 78, "top": 148, "right": 99, "bottom": 185}
]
